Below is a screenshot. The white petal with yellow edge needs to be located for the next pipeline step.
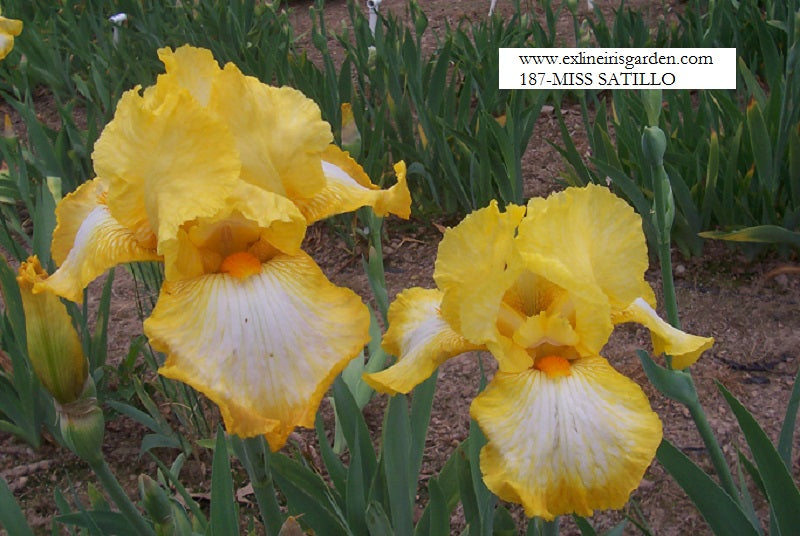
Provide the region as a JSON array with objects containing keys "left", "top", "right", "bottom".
[
  {"left": 471, "top": 356, "right": 662, "bottom": 520},
  {"left": 363, "top": 288, "right": 482, "bottom": 395},
  {"left": 295, "top": 147, "right": 411, "bottom": 223},
  {"left": 144, "top": 252, "right": 370, "bottom": 451},
  {"left": 39, "top": 181, "right": 160, "bottom": 303},
  {"left": 613, "top": 298, "right": 714, "bottom": 369}
]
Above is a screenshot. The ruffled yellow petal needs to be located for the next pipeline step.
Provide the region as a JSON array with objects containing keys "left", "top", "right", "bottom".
[
  {"left": 512, "top": 311, "right": 580, "bottom": 350},
  {"left": 159, "top": 182, "right": 307, "bottom": 281},
  {"left": 93, "top": 85, "right": 241, "bottom": 250},
  {"left": 38, "top": 178, "right": 160, "bottom": 303},
  {"left": 0, "top": 16, "right": 22, "bottom": 60},
  {"left": 144, "top": 252, "right": 370, "bottom": 451},
  {"left": 434, "top": 201, "right": 526, "bottom": 346},
  {"left": 517, "top": 184, "right": 656, "bottom": 311},
  {"left": 17, "top": 257, "right": 87, "bottom": 404},
  {"left": 156, "top": 45, "right": 221, "bottom": 106},
  {"left": 509, "top": 252, "right": 613, "bottom": 361},
  {"left": 209, "top": 63, "right": 332, "bottom": 198},
  {"left": 295, "top": 147, "right": 411, "bottom": 223},
  {"left": 471, "top": 356, "right": 662, "bottom": 520},
  {"left": 363, "top": 288, "right": 482, "bottom": 395},
  {"left": 612, "top": 298, "right": 714, "bottom": 369}
]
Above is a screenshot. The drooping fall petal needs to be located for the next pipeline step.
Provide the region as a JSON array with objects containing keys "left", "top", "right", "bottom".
[
  {"left": 363, "top": 288, "right": 482, "bottom": 395},
  {"left": 144, "top": 252, "right": 370, "bottom": 450},
  {"left": 471, "top": 356, "right": 662, "bottom": 520},
  {"left": 612, "top": 297, "right": 714, "bottom": 369},
  {"left": 39, "top": 178, "right": 160, "bottom": 303},
  {"left": 295, "top": 147, "right": 411, "bottom": 223}
]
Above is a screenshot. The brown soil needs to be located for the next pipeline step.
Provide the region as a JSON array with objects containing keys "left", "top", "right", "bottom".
[{"left": 2, "top": 1, "right": 799, "bottom": 535}]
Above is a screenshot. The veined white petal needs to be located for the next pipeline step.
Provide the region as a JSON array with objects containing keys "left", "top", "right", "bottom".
[
  {"left": 144, "top": 252, "right": 370, "bottom": 450},
  {"left": 364, "top": 287, "right": 482, "bottom": 395},
  {"left": 471, "top": 356, "right": 662, "bottom": 520},
  {"left": 39, "top": 203, "right": 160, "bottom": 303},
  {"left": 613, "top": 297, "right": 714, "bottom": 369}
]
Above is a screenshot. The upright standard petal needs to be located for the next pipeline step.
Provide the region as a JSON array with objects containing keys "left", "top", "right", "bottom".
[
  {"left": 209, "top": 64, "right": 332, "bottom": 198},
  {"left": 517, "top": 184, "right": 656, "bottom": 311},
  {"left": 40, "top": 178, "right": 160, "bottom": 303},
  {"left": 363, "top": 288, "right": 482, "bottom": 395},
  {"left": 0, "top": 16, "right": 22, "bottom": 60},
  {"left": 144, "top": 252, "right": 370, "bottom": 450},
  {"left": 434, "top": 202, "right": 526, "bottom": 356},
  {"left": 612, "top": 298, "right": 714, "bottom": 369},
  {"left": 156, "top": 45, "right": 221, "bottom": 106},
  {"left": 93, "top": 86, "right": 242, "bottom": 250},
  {"left": 295, "top": 147, "right": 411, "bottom": 223},
  {"left": 471, "top": 356, "right": 662, "bottom": 520}
]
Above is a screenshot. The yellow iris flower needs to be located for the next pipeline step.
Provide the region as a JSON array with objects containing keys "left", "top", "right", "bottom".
[
  {"left": 0, "top": 13, "right": 22, "bottom": 60},
  {"left": 37, "top": 45, "right": 411, "bottom": 451},
  {"left": 365, "top": 184, "right": 713, "bottom": 520}
]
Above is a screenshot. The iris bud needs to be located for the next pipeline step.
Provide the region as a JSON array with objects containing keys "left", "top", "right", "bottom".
[
  {"left": 17, "top": 256, "right": 87, "bottom": 404},
  {"left": 641, "top": 126, "right": 667, "bottom": 166}
]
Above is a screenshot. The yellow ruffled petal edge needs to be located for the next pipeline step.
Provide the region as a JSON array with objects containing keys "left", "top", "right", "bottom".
[
  {"left": 471, "top": 356, "right": 662, "bottom": 520},
  {"left": 157, "top": 45, "right": 221, "bottom": 107},
  {"left": 144, "top": 251, "right": 370, "bottom": 451},
  {"left": 209, "top": 65, "right": 332, "bottom": 199},
  {"left": 95, "top": 83, "right": 242, "bottom": 251},
  {"left": 435, "top": 201, "right": 527, "bottom": 346},
  {"left": 613, "top": 297, "right": 714, "bottom": 369},
  {"left": 363, "top": 287, "right": 483, "bottom": 395},
  {"left": 295, "top": 146, "right": 411, "bottom": 223},
  {"left": 517, "top": 184, "right": 656, "bottom": 311},
  {"left": 17, "top": 256, "right": 87, "bottom": 404},
  {"left": 38, "top": 178, "right": 161, "bottom": 303}
]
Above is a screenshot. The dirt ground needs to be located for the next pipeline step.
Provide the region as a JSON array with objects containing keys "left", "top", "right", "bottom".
[{"left": 2, "top": 0, "right": 800, "bottom": 535}]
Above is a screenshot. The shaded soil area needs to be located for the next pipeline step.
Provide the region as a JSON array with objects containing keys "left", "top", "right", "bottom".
[{"left": 2, "top": 1, "right": 799, "bottom": 535}]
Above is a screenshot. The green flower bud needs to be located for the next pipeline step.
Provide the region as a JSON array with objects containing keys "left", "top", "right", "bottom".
[
  {"left": 17, "top": 256, "right": 88, "bottom": 404},
  {"left": 59, "top": 396, "right": 105, "bottom": 464},
  {"left": 139, "top": 475, "right": 174, "bottom": 532},
  {"left": 642, "top": 89, "right": 663, "bottom": 127},
  {"left": 641, "top": 126, "right": 667, "bottom": 166}
]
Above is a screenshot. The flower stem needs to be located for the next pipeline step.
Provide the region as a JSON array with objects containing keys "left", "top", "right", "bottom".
[
  {"left": 239, "top": 436, "right": 283, "bottom": 536},
  {"left": 644, "top": 122, "right": 739, "bottom": 500},
  {"left": 89, "top": 458, "right": 155, "bottom": 536},
  {"left": 686, "top": 397, "right": 740, "bottom": 499},
  {"left": 650, "top": 158, "right": 681, "bottom": 329}
]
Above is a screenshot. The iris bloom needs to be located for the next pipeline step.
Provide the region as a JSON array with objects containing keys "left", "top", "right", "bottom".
[
  {"left": 365, "top": 185, "right": 713, "bottom": 519},
  {"left": 0, "top": 13, "right": 22, "bottom": 60},
  {"left": 37, "top": 45, "right": 411, "bottom": 451}
]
